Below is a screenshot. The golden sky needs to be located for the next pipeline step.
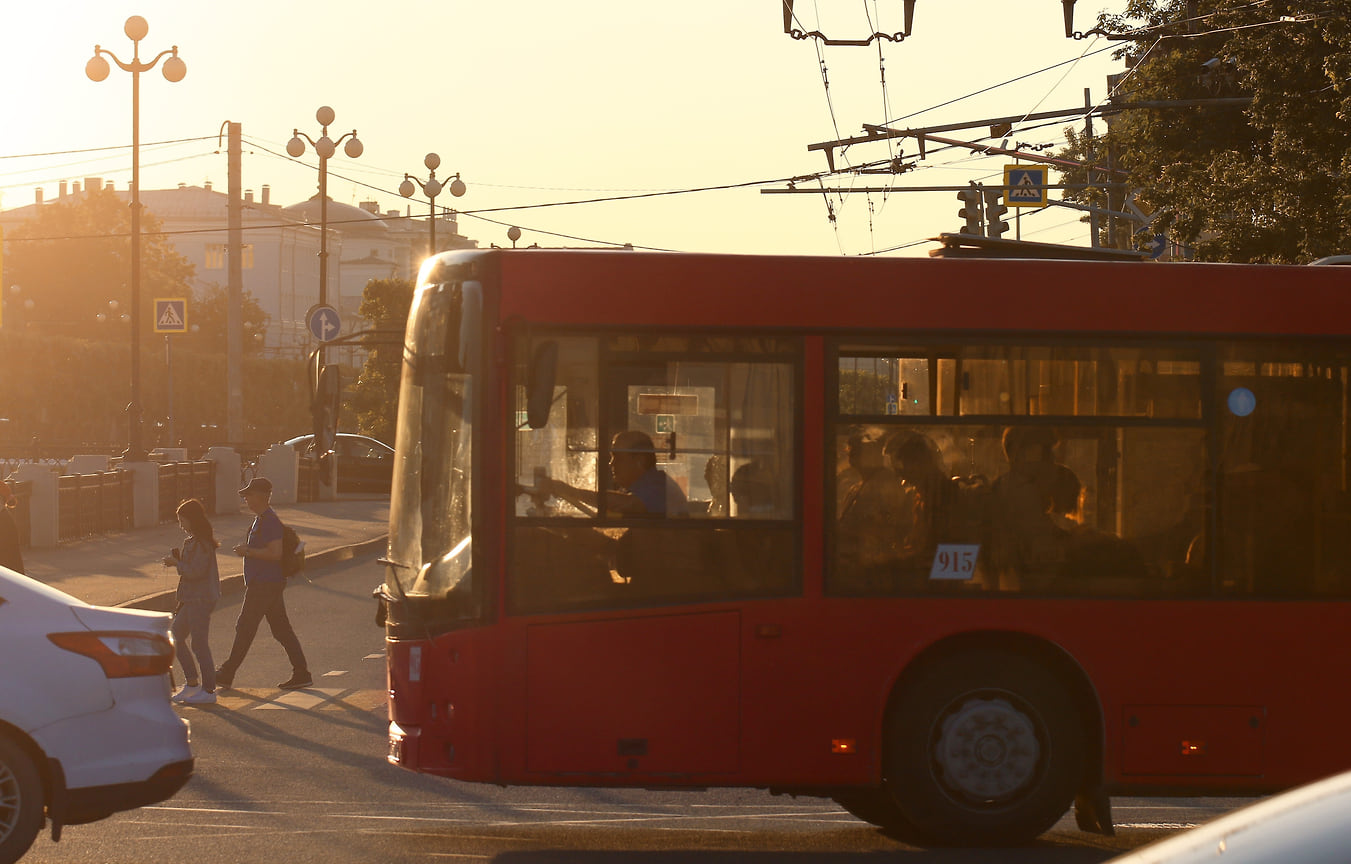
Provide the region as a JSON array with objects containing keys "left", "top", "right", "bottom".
[{"left": 1, "top": 2, "right": 1123, "bottom": 257}]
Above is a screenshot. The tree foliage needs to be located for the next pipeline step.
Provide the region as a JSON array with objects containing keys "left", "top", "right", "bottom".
[
  {"left": 1057, "top": 0, "right": 1351, "bottom": 262},
  {"left": 350, "top": 277, "right": 414, "bottom": 444},
  {"left": 0, "top": 189, "right": 310, "bottom": 454},
  {"left": 182, "top": 282, "right": 270, "bottom": 357},
  {"left": 6, "top": 187, "right": 195, "bottom": 335},
  {"left": 0, "top": 328, "right": 310, "bottom": 454}
]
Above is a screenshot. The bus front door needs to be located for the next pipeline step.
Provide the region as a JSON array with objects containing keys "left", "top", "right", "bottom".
[{"left": 523, "top": 610, "right": 741, "bottom": 778}]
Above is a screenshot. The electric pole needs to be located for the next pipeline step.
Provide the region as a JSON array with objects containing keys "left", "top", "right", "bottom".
[{"left": 227, "top": 122, "right": 243, "bottom": 444}]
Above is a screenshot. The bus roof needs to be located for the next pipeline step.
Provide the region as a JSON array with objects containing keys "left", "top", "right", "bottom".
[{"left": 449, "top": 249, "right": 1351, "bottom": 338}]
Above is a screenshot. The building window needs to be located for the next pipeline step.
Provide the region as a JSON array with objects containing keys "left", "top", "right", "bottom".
[{"left": 204, "top": 244, "right": 254, "bottom": 270}]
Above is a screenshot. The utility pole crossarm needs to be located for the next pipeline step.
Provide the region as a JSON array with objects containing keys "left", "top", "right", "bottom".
[
  {"left": 807, "top": 98, "right": 1253, "bottom": 173},
  {"left": 883, "top": 129, "right": 1128, "bottom": 175},
  {"left": 806, "top": 104, "right": 1106, "bottom": 158}
]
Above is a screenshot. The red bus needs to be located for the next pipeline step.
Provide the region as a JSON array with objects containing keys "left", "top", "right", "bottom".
[{"left": 378, "top": 249, "right": 1351, "bottom": 845}]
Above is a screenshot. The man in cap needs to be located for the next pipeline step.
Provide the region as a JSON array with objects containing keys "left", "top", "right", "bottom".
[
  {"left": 0, "top": 480, "right": 23, "bottom": 574},
  {"left": 214, "top": 476, "right": 311, "bottom": 690}
]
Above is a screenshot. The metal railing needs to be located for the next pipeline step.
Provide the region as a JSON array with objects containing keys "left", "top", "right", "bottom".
[
  {"left": 298, "top": 455, "right": 319, "bottom": 503},
  {"left": 6, "top": 460, "right": 218, "bottom": 545},
  {"left": 158, "top": 461, "right": 217, "bottom": 522},
  {"left": 57, "top": 471, "right": 133, "bottom": 542}
]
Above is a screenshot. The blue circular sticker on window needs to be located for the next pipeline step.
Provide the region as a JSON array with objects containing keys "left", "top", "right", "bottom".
[{"left": 1228, "top": 387, "right": 1256, "bottom": 417}]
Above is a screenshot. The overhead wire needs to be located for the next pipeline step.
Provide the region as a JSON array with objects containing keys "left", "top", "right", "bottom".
[
  {"left": 863, "top": 0, "right": 898, "bottom": 253},
  {"left": 784, "top": 0, "right": 859, "bottom": 245}
]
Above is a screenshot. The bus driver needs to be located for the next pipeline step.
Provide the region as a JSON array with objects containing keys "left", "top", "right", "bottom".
[{"left": 540, "top": 430, "right": 688, "bottom": 517}]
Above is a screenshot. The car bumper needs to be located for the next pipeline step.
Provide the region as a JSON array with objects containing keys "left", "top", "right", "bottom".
[
  {"left": 52, "top": 758, "right": 195, "bottom": 825},
  {"left": 30, "top": 676, "right": 192, "bottom": 794}
]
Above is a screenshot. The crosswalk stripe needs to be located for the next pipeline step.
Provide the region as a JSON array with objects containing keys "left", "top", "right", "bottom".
[{"left": 204, "top": 688, "right": 386, "bottom": 711}]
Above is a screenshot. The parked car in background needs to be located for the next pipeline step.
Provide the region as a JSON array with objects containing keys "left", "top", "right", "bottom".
[
  {"left": 0, "top": 569, "right": 193, "bottom": 864},
  {"left": 1106, "top": 770, "right": 1351, "bottom": 864},
  {"left": 284, "top": 433, "right": 394, "bottom": 494}
]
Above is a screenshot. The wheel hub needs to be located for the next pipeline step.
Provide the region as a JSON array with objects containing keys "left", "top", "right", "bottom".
[{"left": 935, "top": 696, "right": 1041, "bottom": 803}]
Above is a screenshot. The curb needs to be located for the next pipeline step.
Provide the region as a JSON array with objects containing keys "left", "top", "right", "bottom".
[{"left": 121, "top": 534, "right": 388, "bottom": 613}]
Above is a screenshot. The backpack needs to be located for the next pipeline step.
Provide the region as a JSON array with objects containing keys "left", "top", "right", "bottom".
[{"left": 281, "top": 524, "right": 306, "bottom": 578}]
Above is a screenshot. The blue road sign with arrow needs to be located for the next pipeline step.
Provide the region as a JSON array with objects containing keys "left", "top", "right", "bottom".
[{"left": 307, "top": 304, "right": 341, "bottom": 343}]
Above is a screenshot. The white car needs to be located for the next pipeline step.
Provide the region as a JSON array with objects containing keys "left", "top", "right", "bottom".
[
  {"left": 1106, "top": 770, "right": 1351, "bottom": 864},
  {"left": 0, "top": 569, "right": 192, "bottom": 863}
]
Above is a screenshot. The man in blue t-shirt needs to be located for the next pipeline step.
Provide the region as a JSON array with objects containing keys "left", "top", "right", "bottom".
[{"left": 214, "top": 477, "right": 311, "bottom": 690}]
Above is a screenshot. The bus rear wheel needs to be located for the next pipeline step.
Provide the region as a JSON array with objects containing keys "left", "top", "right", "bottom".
[{"left": 883, "top": 652, "right": 1084, "bottom": 846}]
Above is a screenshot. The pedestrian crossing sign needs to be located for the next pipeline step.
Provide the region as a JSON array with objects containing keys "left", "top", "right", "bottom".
[
  {"left": 154, "top": 298, "right": 187, "bottom": 333},
  {"left": 1004, "top": 165, "right": 1049, "bottom": 207}
]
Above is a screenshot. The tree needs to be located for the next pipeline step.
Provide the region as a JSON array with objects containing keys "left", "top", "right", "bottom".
[
  {"left": 182, "top": 283, "right": 270, "bottom": 357},
  {"left": 6, "top": 186, "right": 195, "bottom": 335},
  {"left": 1057, "top": 0, "right": 1351, "bottom": 263},
  {"left": 0, "top": 190, "right": 318, "bottom": 453},
  {"left": 350, "top": 277, "right": 414, "bottom": 444}
]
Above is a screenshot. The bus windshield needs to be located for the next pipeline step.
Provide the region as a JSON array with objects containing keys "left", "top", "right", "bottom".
[{"left": 386, "top": 278, "right": 480, "bottom": 623}]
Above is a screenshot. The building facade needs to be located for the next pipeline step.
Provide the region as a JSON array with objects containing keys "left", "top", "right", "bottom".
[{"left": 0, "top": 178, "right": 476, "bottom": 357}]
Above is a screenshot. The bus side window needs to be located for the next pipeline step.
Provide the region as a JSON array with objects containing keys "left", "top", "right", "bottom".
[{"left": 1217, "top": 348, "right": 1349, "bottom": 597}]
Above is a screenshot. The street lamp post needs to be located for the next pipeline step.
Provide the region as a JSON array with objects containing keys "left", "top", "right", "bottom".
[
  {"left": 87, "top": 16, "right": 186, "bottom": 462},
  {"left": 165, "top": 324, "right": 198, "bottom": 447},
  {"left": 287, "top": 107, "right": 363, "bottom": 316},
  {"left": 399, "top": 153, "right": 465, "bottom": 261}
]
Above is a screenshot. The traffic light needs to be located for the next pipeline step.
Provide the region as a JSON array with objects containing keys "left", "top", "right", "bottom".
[
  {"left": 983, "top": 188, "right": 1009, "bottom": 239},
  {"left": 957, "top": 188, "right": 982, "bottom": 235}
]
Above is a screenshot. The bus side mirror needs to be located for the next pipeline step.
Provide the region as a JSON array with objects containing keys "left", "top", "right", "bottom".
[{"left": 527, "top": 340, "right": 559, "bottom": 430}]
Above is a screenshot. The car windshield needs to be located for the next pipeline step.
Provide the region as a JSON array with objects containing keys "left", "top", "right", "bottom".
[{"left": 386, "top": 278, "right": 481, "bottom": 626}]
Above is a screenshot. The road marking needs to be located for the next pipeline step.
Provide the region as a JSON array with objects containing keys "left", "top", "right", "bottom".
[
  {"left": 1117, "top": 822, "right": 1201, "bottom": 830},
  {"left": 256, "top": 688, "right": 342, "bottom": 710},
  {"left": 323, "top": 670, "right": 348, "bottom": 677},
  {"left": 364, "top": 652, "right": 384, "bottom": 660},
  {"left": 148, "top": 806, "right": 287, "bottom": 815},
  {"left": 207, "top": 688, "right": 386, "bottom": 711}
]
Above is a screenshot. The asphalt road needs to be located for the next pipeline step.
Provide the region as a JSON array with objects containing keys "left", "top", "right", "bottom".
[{"left": 21, "top": 552, "right": 1246, "bottom": 864}]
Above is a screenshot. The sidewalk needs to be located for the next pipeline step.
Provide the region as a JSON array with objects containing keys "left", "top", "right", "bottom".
[{"left": 21, "top": 494, "right": 389, "bottom": 611}]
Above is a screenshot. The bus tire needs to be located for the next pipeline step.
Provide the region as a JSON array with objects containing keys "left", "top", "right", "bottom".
[
  {"left": 883, "top": 651, "right": 1084, "bottom": 846},
  {"left": 0, "top": 734, "right": 44, "bottom": 864},
  {"left": 832, "top": 787, "right": 924, "bottom": 843}
]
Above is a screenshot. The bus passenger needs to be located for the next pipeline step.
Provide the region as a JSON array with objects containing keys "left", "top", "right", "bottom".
[
  {"left": 709, "top": 459, "right": 790, "bottom": 593},
  {"left": 730, "top": 459, "right": 776, "bottom": 516},
  {"left": 542, "top": 430, "right": 689, "bottom": 517},
  {"left": 884, "top": 431, "right": 949, "bottom": 566},
  {"left": 1050, "top": 466, "right": 1148, "bottom": 588},
  {"left": 987, "top": 427, "right": 1070, "bottom": 590},
  {"left": 835, "top": 432, "right": 911, "bottom": 592}
]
